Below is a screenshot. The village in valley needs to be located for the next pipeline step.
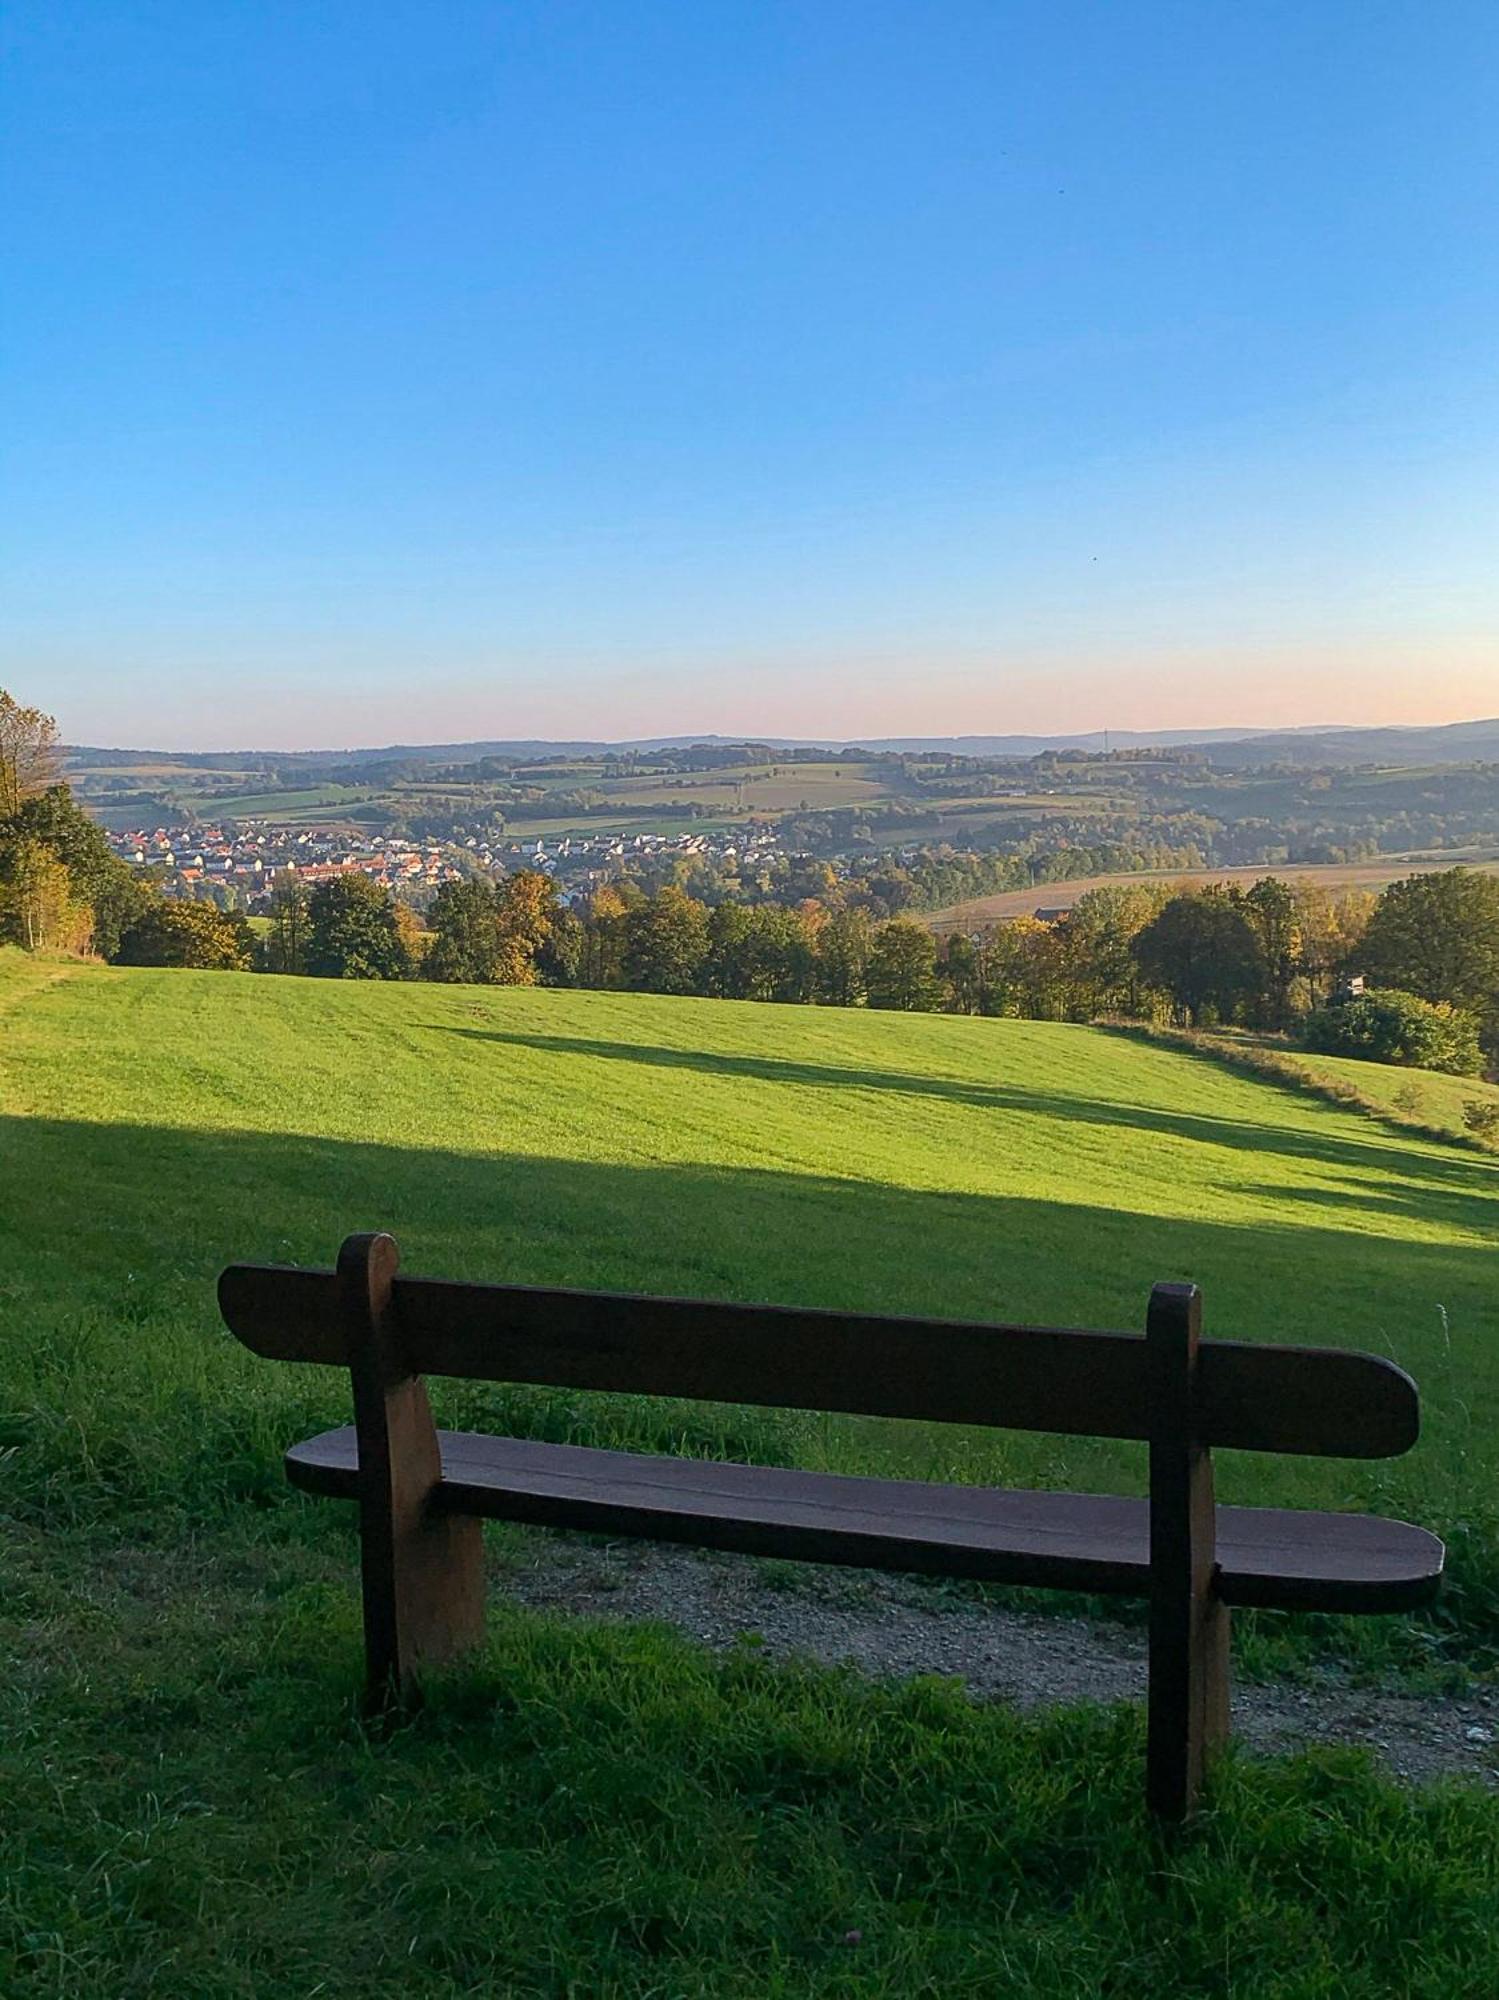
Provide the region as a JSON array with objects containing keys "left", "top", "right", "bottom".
[{"left": 103, "top": 815, "right": 793, "bottom": 904}]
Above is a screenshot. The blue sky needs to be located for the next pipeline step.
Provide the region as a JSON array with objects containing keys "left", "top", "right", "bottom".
[{"left": 3, "top": 1, "right": 1496, "bottom": 749}]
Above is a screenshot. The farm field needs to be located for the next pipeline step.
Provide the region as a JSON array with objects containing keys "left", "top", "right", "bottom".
[
  {"left": 924, "top": 855, "right": 1499, "bottom": 933},
  {"left": 6, "top": 952, "right": 1499, "bottom": 1994}
]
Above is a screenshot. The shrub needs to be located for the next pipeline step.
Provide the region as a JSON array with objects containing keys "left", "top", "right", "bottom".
[
  {"left": 1462, "top": 1098, "right": 1499, "bottom": 1141},
  {"left": 1302, "top": 988, "right": 1483, "bottom": 1076}
]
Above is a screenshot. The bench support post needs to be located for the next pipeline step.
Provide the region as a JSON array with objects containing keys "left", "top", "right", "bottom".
[
  {"left": 1145, "top": 1281, "right": 1229, "bottom": 1822},
  {"left": 340, "top": 1232, "right": 485, "bottom": 1711}
]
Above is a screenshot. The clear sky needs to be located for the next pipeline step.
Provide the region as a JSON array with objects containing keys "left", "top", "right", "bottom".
[{"left": 3, "top": 1, "right": 1497, "bottom": 750}]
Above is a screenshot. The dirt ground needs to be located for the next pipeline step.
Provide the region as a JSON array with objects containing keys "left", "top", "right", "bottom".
[{"left": 502, "top": 1535, "right": 1498, "bottom": 1789}]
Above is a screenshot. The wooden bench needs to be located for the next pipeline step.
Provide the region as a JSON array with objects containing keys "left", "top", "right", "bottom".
[{"left": 218, "top": 1232, "right": 1444, "bottom": 1820}]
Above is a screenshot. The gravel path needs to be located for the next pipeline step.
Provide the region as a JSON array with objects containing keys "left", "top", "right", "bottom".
[{"left": 500, "top": 1536, "right": 1499, "bottom": 1789}]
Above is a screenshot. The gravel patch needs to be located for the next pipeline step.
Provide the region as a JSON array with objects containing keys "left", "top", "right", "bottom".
[{"left": 500, "top": 1535, "right": 1499, "bottom": 1789}]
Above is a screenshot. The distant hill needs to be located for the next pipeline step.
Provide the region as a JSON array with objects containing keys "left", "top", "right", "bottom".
[
  {"left": 1171, "top": 719, "right": 1499, "bottom": 769},
  {"left": 63, "top": 716, "right": 1499, "bottom": 769}
]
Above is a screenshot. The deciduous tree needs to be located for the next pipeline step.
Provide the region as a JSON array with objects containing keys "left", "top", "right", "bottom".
[
  {"left": 306, "top": 874, "right": 410, "bottom": 980},
  {"left": 622, "top": 886, "right": 710, "bottom": 995},
  {"left": 0, "top": 838, "right": 89, "bottom": 952},
  {"left": 0, "top": 689, "right": 60, "bottom": 820},
  {"left": 263, "top": 871, "right": 312, "bottom": 975},
  {"left": 116, "top": 898, "right": 253, "bottom": 970},
  {"left": 866, "top": 918, "right": 939, "bottom": 1012},
  {"left": 815, "top": 908, "right": 873, "bottom": 1008},
  {"left": 425, "top": 879, "right": 504, "bottom": 983},
  {"left": 1357, "top": 870, "right": 1499, "bottom": 1033},
  {"left": 1131, "top": 892, "right": 1266, "bottom": 1027},
  {"left": 1304, "top": 988, "right": 1482, "bottom": 1076}
]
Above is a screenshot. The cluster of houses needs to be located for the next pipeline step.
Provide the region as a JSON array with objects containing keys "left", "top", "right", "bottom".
[
  {"left": 106, "top": 816, "right": 794, "bottom": 907},
  {"left": 498, "top": 822, "right": 788, "bottom": 882},
  {"left": 107, "top": 825, "right": 465, "bottom": 900}
]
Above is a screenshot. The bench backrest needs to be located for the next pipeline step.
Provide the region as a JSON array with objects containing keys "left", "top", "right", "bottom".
[{"left": 219, "top": 1240, "right": 1419, "bottom": 1460}]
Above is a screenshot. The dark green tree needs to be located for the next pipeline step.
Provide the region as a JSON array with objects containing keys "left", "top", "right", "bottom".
[
  {"left": 1357, "top": 870, "right": 1499, "bottom": 1039},
  {"left": 704, "top": 902, "right": 759, "bottom": 1000},
  {"left": 425, "top": 878, "right": 507, "bottom": 984},
  {"left": 815, "top": 908, "right": 873, "bottom": 1009},
  {"left": 1131, "top": 893, "right": 1266, "bottom": 1027},
  {"left": 306, "top": 873, "right": 410, "bottom": 980},
  {"left": 262, "top": 870, "right": 313, "bottom": 975},
  {"left": 622, "top": 886, "right": 710, "bottom": 995},
  {"left": 1241, "top": 876, "right": 1300, "bottom": 1027},
  {"left": 940, "top": 933, "right": 983, "bottom": 1014},
  {"left": 866, "top": 918, "right": 940, "bottom": 1012}
]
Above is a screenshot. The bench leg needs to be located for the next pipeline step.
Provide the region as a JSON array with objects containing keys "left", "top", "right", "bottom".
[
  {"left": 1147, "top": 1579, "right": 1230, "bottom": 1822},
  {"left": 358, "top": 1376, "right": 487, "bottom": 1711},
  {"left": 1146, "top": 1281, "right": 1229, "bottom": 1822},
  {"left": 339, "top": 1233, "right": 486, "bottom": 1711}
]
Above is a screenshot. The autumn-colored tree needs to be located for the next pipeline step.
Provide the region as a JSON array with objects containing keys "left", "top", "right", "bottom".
[
  {"left": 393, "top": 900, "right": 429, "bottom": 971},
  {"left": 116, "top": 898, "right": 253, "bottom": 970},
  {"left": 979, "top": 915, "right": 1075, "bottom": 1019},
  {"left": 497, "top": 869, "right": 561, "bottom": 980},
  {"left": 0, "top": 689, "right": 60, "bottom": 820},
  {"left": 1291, "top": 884, "right": 1375, "bottom": 1006},
  {"left": 575, "top": 883, "right": 631, "bottom": 988},
  {"left": 0, "top": 839, "right": 90, "bottom": 952},
  {"left": 1241, "top": 876, "right": 1300, "bottom": 1027}
]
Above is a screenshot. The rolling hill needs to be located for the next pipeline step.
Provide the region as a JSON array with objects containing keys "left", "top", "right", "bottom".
[{"left": 4, "top": 949, "right": 1496, "bottom": 1547}]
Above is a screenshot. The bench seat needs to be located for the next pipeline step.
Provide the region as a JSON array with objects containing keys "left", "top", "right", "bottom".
[{"left": 288, "top": 1425, "right": 1444, "bottom": 1616}]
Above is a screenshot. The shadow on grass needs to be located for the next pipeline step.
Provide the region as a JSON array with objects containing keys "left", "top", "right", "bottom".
[
  {"left": 4, "top": 1108, "right": 1499, "bottom": 1689},
  {"left": 3, "top": 1107, "right": 1496, "bottom": 1491},
  {"left": 436, "top": 1025, "right": 1499, "bottom": 1197}
]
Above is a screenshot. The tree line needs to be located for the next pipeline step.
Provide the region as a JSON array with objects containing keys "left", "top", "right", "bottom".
[{"left": 133, "top": 858, "right": 1499, "bottom": 1076}]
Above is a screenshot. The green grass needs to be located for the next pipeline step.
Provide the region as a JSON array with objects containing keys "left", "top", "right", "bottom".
[
  {"left": 1264, "top": 1042, "right": 1499, "bottom": 1145},
  {"left": 9, "top": 1512, "right": 1499, "bottom": 1999},
  {"left": 6, "top": 949, "right": 1499, "bottom": 1994}
]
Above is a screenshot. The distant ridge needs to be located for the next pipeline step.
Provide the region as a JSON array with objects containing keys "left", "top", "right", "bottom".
[
  {"left": 63, "top": 717, "right": 1499, "bottom": 768},
  {"left": 65, "top": 729, "right": 1266, "bottom": 762}
]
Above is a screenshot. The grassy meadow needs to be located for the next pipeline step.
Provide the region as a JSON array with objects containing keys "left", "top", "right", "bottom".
[{"left": 5, "top": 948, "right": 1499, "bottom": 1994}]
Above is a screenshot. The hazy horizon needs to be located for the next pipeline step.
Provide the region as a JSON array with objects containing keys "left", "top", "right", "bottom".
[{"left": 58, "top": 697, "right": 1499, "bottom": 760}]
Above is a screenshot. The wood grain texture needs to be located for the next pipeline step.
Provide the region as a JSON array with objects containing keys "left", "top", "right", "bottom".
[
  {"left": 284, "top": 1425, "right": 1443, "bottom": 1614},
  {"left": 218, "top": 1262, "right": 1422, "bottom": 1460},
  {"left": 340, "top": 1234, "right": 485, "bottom": 1708}
]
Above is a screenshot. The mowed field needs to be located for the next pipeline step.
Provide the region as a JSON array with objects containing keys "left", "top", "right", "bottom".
[
  {"left": 6, "top": 951, "right": 1499, "bottom": 1994},
  {"left": 924, "top": 856, "right": 1499, "bottom": 933},
  {"left": 6, "top": 945, "right": 1499, "bottom": 1550}
]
